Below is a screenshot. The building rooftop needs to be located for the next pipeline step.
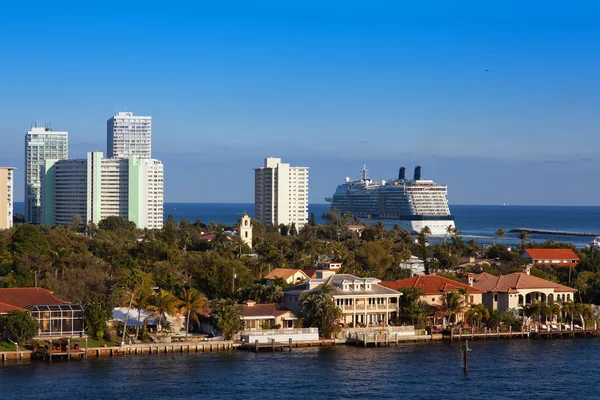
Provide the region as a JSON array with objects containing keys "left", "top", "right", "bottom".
[
  {"left": 523, "top": 248, "right": 580, "bottom": 261},
  {"left": 264, "top": 268, "right": 309, "bottom": 281},
  {"left": 241, "top": 301, "right": 294, "bottom": 318},
  {"left": 380, "top": 275, "right": 485, "bottom": 295},
  {"left": 473, "top": 272, "right": 577, "bottom": 294},
  {"left": 0, "top": 288, "right": 67, "bottom": 309},
  {"left": 286, "top": 274, "right": 401, "bottom": 297}
]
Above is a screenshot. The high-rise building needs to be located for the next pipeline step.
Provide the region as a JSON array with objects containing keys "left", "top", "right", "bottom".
[
  {"left": 107, "top": 112, "right": 152, "bottom": 159},
  {"left": 25, "top": 127, "right": 68, "bottom": 224},
  {"left": 254, "top": 157, "right": 308, "bottom": 231},
  {"left": 42, "top": 152, "right": 164, "bottom": 229},
  {"left": 0, "top": 167, "right": 16, "bottom": 229}
]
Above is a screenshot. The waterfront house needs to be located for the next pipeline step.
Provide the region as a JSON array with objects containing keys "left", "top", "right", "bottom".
[
  {"left": 380, "top": 275, "right": 485, "bottom": 322},
  {"left": 0, "top": 288, "right": 85, "bottom": 338},
  {"left": 521, "top": 248, "right": 580, "bottom": 268},
  {"left": 241, "top": 300, "right": 298, "bottom": 330},
  {"left": 472, "top": 270, "right": 578, "bottom": 312},
  {"left": 264, "top": 268, "right": 310, "bottom": 286},
  {"left": 283, "top": 272, "right": 401, "bottom": 327},
  {"left": 111, "top": 307, "right": 185, "bottom": 333}
]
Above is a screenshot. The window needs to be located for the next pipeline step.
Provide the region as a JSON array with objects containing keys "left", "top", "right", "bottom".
[{"left": 494, "top": 294, "right": 498, "bottom": 301}]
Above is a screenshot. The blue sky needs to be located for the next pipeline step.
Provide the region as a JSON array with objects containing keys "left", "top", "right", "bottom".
[{"left": 1, "top": 1, "right": 600, "bottom": 205}]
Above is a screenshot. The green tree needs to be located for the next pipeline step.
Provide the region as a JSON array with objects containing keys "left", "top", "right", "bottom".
[
  {"left": 146, "top": 289, "right": 179, "bottom": 331},
  {"left": 465, "top": 303, "right": 490, "bottom": 329},
  {"left": 417, "top": 227, "right": 431, "bottom": 274},
  {"left": 211, "top": 299, "right": 244, "bottom": 339},
  {"left": 301, "top": 284, "right": 342, "bottom": 338},
  {"left": 178, "top": 288, "right": 208, "bottom": 339},
  {"left": 495, "top": 228, "right": 506, "bottom": 245},
  {"left": 119, "top": 262, "right": 144, "bottom": 344},
  {"left": 84, "top": 292, "right": 117, "bottom": 339},
  {"left": 440, "top": 291, "right": 467, "bottom": 324},
  {"left": 518, "top": 231, "right": 530, "bottom": 248},
  {"left": 2, "top": 310, "right": 39, "bottom": 345}
]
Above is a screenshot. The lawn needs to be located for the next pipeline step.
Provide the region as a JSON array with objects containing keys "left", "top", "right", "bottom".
[{"left": 0, "top": 341, "right": 17, "bottom": 351}]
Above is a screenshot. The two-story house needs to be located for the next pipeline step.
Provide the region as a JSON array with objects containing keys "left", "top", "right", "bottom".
[{"left": 283, "top": 271, "right": 401, "bottom": 327}]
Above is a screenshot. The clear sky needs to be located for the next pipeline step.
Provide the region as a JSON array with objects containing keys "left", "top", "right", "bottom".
[{"left": 1, "top": 1, "right": 600, "bottom": 205}]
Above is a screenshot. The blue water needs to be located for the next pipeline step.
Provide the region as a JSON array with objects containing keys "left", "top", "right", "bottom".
[
  {"left": 14, "top": 202, "right": 600, "bottom": 247},
  {"left": 0, "top": 339, "right": 595, "bottom": 399}
]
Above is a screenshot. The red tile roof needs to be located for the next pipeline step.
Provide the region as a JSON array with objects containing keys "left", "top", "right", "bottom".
[
  {"left": 241, "top": 303, "right": 295, "bottom": 318},
  {"left": 380, "top": 276, "right": 485, "bottom": 295},
  {"left": 303, "top": 269, "right": 319, "bottom": 279},
  {"left": 523, "top": 249, "right": 580, "bottom": 261},
  {"left": 0, "top": 301, "right": 26, "bottom": 314},
  {"left": 0, "top": 288, "right": 67, "bottom": 308},
  {"left": 264, "top": 268, "right": 309, "bottom": 281},
  {"left": 473, "top": 272, "right": 577, "bottom": 294}
]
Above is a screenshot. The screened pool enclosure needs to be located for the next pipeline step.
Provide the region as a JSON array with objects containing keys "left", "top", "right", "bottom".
[{"left": 26, "top": 304, "right": 85, "bottom": 337}]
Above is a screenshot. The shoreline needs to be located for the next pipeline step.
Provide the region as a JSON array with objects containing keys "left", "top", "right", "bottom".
[{"left": 2, "top": 329, "right": 599, "bottom": 364}]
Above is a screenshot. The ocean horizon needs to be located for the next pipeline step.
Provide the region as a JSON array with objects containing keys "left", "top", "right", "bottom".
[{"left": 12, "top": 202, "right": 600, "bottom": 248}]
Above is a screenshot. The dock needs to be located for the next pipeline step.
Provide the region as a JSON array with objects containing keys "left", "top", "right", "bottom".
[
  {"left": 445, "top": 326, "right": 599, "bottom": 341},
  {"left": 239, "top": 338, "right": 335, "bottom": 352},
  {"left": 510, "top": 228, "right": 599, "bottom": 237}
]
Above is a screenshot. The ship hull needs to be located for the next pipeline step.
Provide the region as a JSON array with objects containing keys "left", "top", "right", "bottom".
[{"left": 368, "top": 217, "right": 455, "bottom": 235}]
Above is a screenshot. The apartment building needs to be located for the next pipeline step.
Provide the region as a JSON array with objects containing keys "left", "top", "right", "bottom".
[
  {"left": 0, "top": 167, "right": 16, "bottom": 229},
  {"left": 107, "top": 111, "right": 152, "bottom": 159},
  {"left": 254, "top": 157, "right": 308, "bottom": 230},
  {"left": 42, "top": 152, "right": 163, "bottom": 229},
  {"left": 25, "top": 127, "right": 68, "bottom": 223}
]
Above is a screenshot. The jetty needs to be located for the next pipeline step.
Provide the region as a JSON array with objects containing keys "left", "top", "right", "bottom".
[{"left": 510, "top": 228, "right": 599, "bottom": 237}]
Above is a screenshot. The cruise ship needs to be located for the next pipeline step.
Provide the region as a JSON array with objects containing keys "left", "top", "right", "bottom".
[{"left": 326, "top": 165, "right": 455, "bottom": 235}]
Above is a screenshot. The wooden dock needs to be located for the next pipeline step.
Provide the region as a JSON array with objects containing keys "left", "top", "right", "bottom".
[
  {"left": 352, "top": 333, "right": 434, "bottom": 347},
  {"left": 239, "top": 338, "right": 335, "bottom": 352},
  {"left": 446, "top": 327, "right": 600, "bottom": 341}
]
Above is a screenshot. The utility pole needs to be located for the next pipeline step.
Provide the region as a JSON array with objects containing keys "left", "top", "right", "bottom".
[{"left": 232, "top": 266, "right": 236, "bottom": 297}]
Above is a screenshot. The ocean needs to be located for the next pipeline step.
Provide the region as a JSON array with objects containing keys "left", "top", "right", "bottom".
[
  {"left": 0, "top": 339, "right": 596, "bottom": 399},
  {"left": 14, "top": 202, "right": 600, "bottom": 248}
]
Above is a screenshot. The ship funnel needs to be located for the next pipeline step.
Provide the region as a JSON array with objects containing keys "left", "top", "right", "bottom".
[
  {"left": 414, "top": 166, "right": 422, "bottom": 180},
  {"left": 398, "top": 167, "right": 406, "bottom": 180}
]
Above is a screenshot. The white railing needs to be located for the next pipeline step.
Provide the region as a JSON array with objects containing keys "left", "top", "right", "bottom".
[{"left": 242, "top": 328, "right": 318, "bottom": 337}]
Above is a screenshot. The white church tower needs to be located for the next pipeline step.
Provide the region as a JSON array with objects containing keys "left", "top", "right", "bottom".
[{"left": 240, "top": 213, "right": 253, "bottom": 249}]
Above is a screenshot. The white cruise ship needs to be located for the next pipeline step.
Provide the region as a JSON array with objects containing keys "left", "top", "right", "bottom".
[{"left": 326, "top": 165, "right": 455, "bottom": 235}]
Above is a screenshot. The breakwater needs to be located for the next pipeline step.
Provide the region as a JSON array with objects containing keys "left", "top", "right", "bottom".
[{"left": 510, "top": 227, "right": 599, "bottom": 237}]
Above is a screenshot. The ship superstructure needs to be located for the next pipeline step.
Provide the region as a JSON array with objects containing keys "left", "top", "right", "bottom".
[{"left": 326, "top": 165, "right": 455, "bottom": 235}]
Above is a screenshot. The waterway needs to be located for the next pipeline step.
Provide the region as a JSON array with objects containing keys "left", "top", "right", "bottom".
[{"left": 0, "top": 339, "right": 594, "bottom": 399}]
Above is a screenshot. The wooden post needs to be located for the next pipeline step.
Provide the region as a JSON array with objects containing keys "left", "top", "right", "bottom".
[
  {"left": 49, "top": 340, "right": 53, "bottom": 363},
  {"left": 255, "top": 340, "right": 259, "bottom": 352},
  {"left": 289, "top": 338, "right": 292, "bottom": 352},
  {"left": 67, "top": 339, "right": 71, "bottom": 361},
  {"left": 462, "top": 340, "right": 470, "bottom": 373},
  {"left": 363, "top": 334, "right": 367, "bottom": 348},
  {"left": 271, "top": 338, "right": 275, "bottom": 352}
]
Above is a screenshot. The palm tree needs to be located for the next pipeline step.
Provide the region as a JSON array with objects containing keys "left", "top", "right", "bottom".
[
  {"left": 132, "top": 289, "right": 152, "bottom": 341},
  {"left": 178, "top": 288, "right": 208, "bottom": 340},
  {"left": 445, "top": 225, "right": 454, "bottom": 243},
  {"left": 519, "top": 231, "right": 530, "bottom": 248},
  {"left": 119, "top": 266, "right": 144, "bottom": 345},
  {"left": 466, "top": 303, "right": 490, "bottom": 330},
  {"left": 301, "top": 284, "right": 342, "bottom": 337},
  {"left": 495, "top": 228, "right": 506, "bottom": 245},
  {"left": 212, "top": 299, "right": 244, "bottom": 339},
  {"left": 440, "top": 291, "right": 467, "bottom": 324},
  {"left": 146, "top": 289, "right": 179, "bottom": 332}
]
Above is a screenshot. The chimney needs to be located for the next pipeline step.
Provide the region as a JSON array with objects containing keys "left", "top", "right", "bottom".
[
  {"left": 244, "top": 300, "right": 256, "bottom": 307},
  {"left": 524, "top": 265, "right": 532, "bottom": 275},
  {"left": 465, "top": 273, "right": 474, "bottom": 287},
  {"left": 414, "top": 166, "right": 422, "bottom": 180},
  {"left": 398, "top": 167, "right": 406, "bottom": 180}
]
